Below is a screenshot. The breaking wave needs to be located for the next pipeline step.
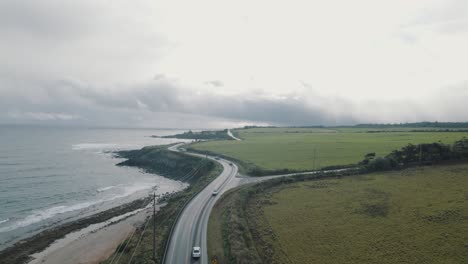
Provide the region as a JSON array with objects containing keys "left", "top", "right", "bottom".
[
  {"left": 0, "top": 183, "right": 154, "bottom": 233},
  {"left": 72, "top": 143, "right": 119, "bottom": 151}
]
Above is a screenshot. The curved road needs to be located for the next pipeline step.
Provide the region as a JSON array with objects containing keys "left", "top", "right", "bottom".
[
  {"left": 165, "top": 144, "right": 349, "bottom": 264},
  {"left": 165, "top": 144, "right": 240, "bottom": 264},
  {"left": 227, "top": 129, "right": 241, "bottom": 141}
]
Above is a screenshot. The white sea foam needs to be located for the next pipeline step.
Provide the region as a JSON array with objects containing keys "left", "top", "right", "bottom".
[
  {"left": 0, "top": 202, "right": 98, "bottom": 233},
  {"left": 72, "top": 143, "right": 139, "bottom": 151},
  {"left": 96, "top": 185, "right": 119, "bottom": 192},
  {"left": 0, "top": 182, "right": 155, "bottom": 233},
  {"left": 0, "top": 218, "right": 9, "bottom": 225},
  {"left": 72, "top": 143, "right": 119, "bottom": 151}
]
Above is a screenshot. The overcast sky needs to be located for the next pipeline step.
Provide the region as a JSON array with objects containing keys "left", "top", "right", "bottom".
[{"left": 1, "top": 0, "right": 467, "bottom": 128}]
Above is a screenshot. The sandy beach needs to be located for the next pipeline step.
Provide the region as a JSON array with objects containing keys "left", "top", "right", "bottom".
[{"left": 28, "top": 204, "right": 163, "bottom": 264}]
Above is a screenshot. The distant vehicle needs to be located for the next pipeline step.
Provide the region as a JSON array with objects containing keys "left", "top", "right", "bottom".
[
  {"left": 229, "top": 162, "right": 233, "bottom": 166},
  {"left": 192, "top": 247, "right": 201, "bottom": 258},
  {"left": 212, "top": 190, "right": 219, "bottom": 196}
]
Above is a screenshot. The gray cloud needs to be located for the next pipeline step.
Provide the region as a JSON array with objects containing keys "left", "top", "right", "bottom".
[
  {"left": 2, "top": 74, "right": 468, "bottom": 128},
  {"left": 0, "top": 0, "right": 167, "bottom": 86},
  {"left": 7, "top": 112, "right": 82, "bottom": 121},
  {"left": 1, "top": 1, "right": 467, "bottom": 128},
  {"left": 0, "top": 75, "right": 358, "bottom": 127},
  {"left": 404, "top": 0, "right": 468, "bottom": 34},
  {"left": 0, "top": 1, "right": 100, "bottom": 38},
  {"left": 204, "top": 80, "right": 224, "bottom": 87}
]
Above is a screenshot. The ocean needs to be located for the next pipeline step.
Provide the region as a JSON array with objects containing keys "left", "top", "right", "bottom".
[{"left": 0, "top": 125, "right": 188, "bottom": 250}]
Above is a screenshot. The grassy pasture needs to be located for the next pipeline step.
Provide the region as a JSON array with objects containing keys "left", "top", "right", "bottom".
[
  {"left": 234, "top": 163, "right": 468, "bottom": 264},
  {"left": 192, "top": 127, "right": 468, "bottom": 171},
  {"left": 207, "top": 163, "right": 468, "bottom": 263}
]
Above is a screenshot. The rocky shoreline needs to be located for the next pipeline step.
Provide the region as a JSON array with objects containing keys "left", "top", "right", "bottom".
[{"left": 0, "top": 196, "right": 153, "bottom": 264}]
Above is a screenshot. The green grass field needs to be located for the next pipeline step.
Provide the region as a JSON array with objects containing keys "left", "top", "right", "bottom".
[
  {"left": 246, "top": 163, "right": 468, "bottom": 264},
  {"left": 192, "top": 127, "right": 468, "bottom": 171}
]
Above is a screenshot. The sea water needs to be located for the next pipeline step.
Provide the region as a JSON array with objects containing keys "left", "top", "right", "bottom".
[{"left": 0, "top": 125, "right": 188, "bottom": 249}]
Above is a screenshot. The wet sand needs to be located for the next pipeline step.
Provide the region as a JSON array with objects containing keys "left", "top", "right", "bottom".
[{"left": 28, "top": 204, "right": 163, "bottom": 264}]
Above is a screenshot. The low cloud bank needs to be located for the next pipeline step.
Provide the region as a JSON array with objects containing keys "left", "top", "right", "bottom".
[{"left": 1, "top": 76, "right": 468, "bottom": 128}]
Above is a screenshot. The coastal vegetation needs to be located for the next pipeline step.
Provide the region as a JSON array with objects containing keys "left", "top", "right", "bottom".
[
  {"left": 353, "top": 121, "right": 468, "bottom": 129},
  {"left": 208, "top": 163, "right": 468, "bottom": 264},
  {"left": 1, "top": 144, "right": 220, "bottom": 264},
  {"left": 117, "top": 145, "right": 210, "bottom": 183},
  {"left": 191, "top": 126, "right": 468, "bottom": 175},
  {"left": 361, "top": 137, "right": 468, "bottom": 171},
  {"left": 103, "top": 146, "right": 222, "bottom": 264},
  {"left": 158, "top": 129, "right": 233, "bottom": 141}
]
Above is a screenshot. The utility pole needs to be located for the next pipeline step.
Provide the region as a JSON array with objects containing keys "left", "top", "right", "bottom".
[
  {"left": 419, "top": 144, "right": 422, "bottom": 165},
  {"left": 316, "top": 148, "right": 319, "bottom": 169},
  {"left": 153, "top": 193, "right": 156, "bottom": 260},
  {"left": 313, "top": 148, "right": 316, "bottom": 170}
]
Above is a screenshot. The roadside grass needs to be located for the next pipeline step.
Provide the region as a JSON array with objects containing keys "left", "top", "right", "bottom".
[
  {"left": 207, "top": 194, "right": 225, "bottom": 264},
  {"left": 246, "top": 163, "right": 468, "bottom": 264},
  {"left": 207, "top": 187, "right": 263, "bottom": 264},
  {"left": 101, "top": 150, "right": 223, "bottom": 264},
  {"left": 192, "top": 127, "right": 468, "bottom": 172}
]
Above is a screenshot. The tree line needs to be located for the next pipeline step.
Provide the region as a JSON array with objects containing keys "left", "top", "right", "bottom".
[
  {"left": 356, "top": 122, "right": 468, "bottom": 128},
  {"left": 360, "top": 137, "right": 468, "bottom": 171}
]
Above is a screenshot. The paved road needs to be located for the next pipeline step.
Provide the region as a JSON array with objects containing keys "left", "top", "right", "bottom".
[
  {"left": 164, "top": 144, "right": 350, "bottom": 264},
  {"left": 164, "top": 144, "right": 240, "bottom": 264},
  {"left": 227, "top": 129, "right": 241, "bottom": 141}
]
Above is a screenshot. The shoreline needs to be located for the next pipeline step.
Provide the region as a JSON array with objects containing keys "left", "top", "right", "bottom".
[
  {"left": 0, "top": 142, "right": 208, "bottom": 264},
  {"left": 28, "top": 203, "right": 165, "bottom": 264},
  {"left": 0, "top": 143, "right": 183, "bottom": 264},
  {"left": 0, "top": 196, "right": 155, "bottom": 264}
]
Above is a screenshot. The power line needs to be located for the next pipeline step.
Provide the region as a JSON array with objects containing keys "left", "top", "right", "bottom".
[
  {"left": 111, "top": 228, "right": 137, "bottom": 264},
  {"left": 109, "top": 198, "right": 148, "bottom": 264},
  {"left": 178, "top": 161, "right": 207, "bottom": 182},
  {"left": 179, "top": 164, "right": 204, "bottom": 182},
  {"left": 111, "top": 156, "right": 208, "bottom": 264},
  {"left": 176, "top": 160, "right": 204, "bottom": 182},
  {"left": 176, "top": 165, "right": 198, "bottom": 182},
  {"left": 313, "top": 148, "right": 317, "bottom": 170},
  {"left": 153, "top": 193, "right": 156, "bottom": 261},
  {"left": 177, "top": 166, "right": 199, "bottom": 182},
  {"left": 124, "top": 161, "right": 206, "bottom": 263},
  {"left": 108, "top": 230, "right": 132, "bottom": 264},
  {"left": 127, "top": 212, "right": 152, "bottom": 264}
]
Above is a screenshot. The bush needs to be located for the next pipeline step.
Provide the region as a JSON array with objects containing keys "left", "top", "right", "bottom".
[{"left": 362, "top": 137, "right": 468, "bottom": 172}]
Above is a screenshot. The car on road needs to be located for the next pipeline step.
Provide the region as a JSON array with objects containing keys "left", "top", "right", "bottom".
[
  {"left": 192, "top": 246, "right": 201, "bottom": 258},
  {"left": 212, "top": 190, "right": 219, "bottom": 196},
  {"left": 229, "top": 162, "right": 233, "bottom": 166}
]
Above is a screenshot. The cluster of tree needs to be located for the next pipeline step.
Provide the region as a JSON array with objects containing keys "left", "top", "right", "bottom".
[
  {"left": 243, "top": 125, "right": 276, "bottom": 129},
  {"left": 366, "top": 129, "right": 468, "bottom": 133},
  {"left": 244, "top": 122, "right": 468, "bottom": 130},
  {"left": 355, "top": 122, "right": 468, "bottom": 128},
  {"left": 159, "top": 129, "right": 233, "bottom": 140},
  {"left": 360, "top": 137, "right": 468, "bottom": 171}
]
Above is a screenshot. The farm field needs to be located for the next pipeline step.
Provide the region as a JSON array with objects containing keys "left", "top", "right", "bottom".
[
  {"left": 244, "top": 163, "right": 468, "bottom": 264},
  {"left": 192, "top": 127, "right": 468, "bottom": 171}
]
